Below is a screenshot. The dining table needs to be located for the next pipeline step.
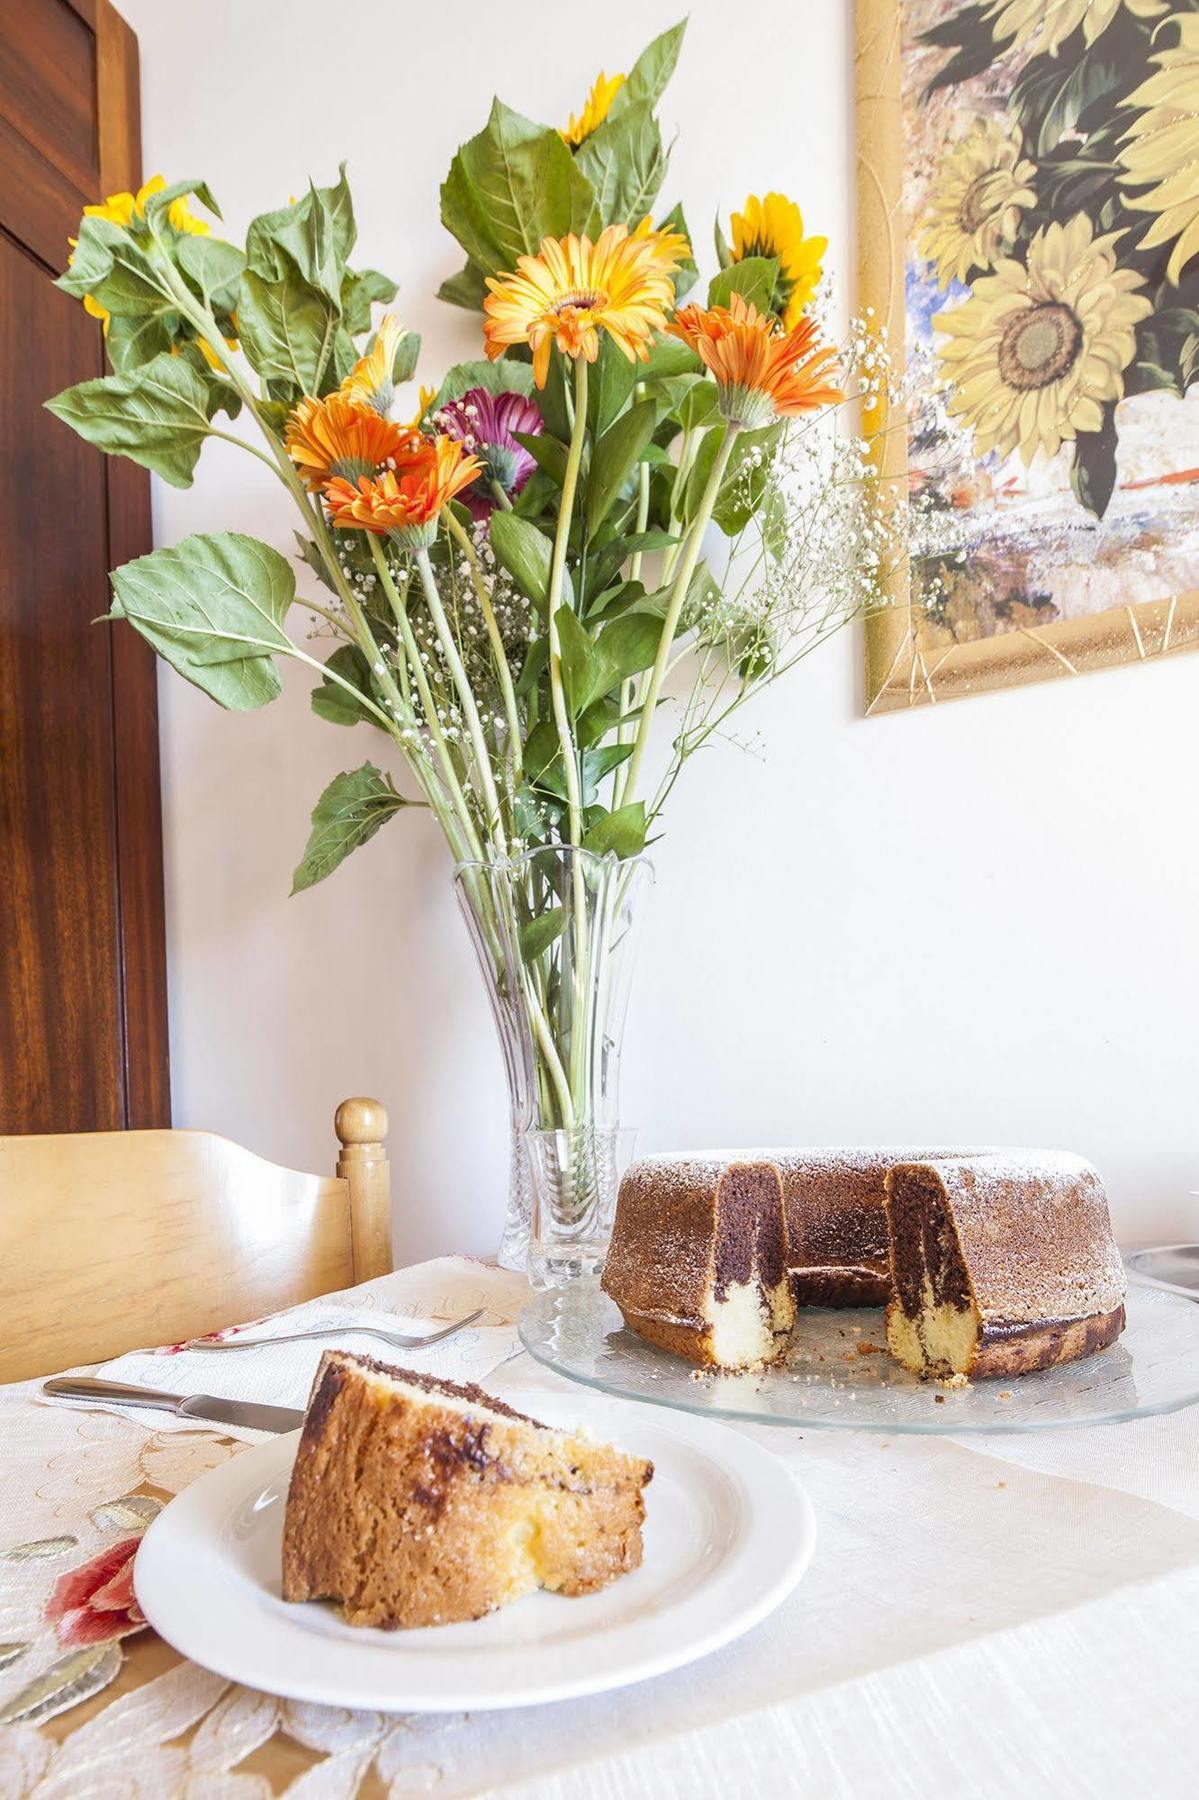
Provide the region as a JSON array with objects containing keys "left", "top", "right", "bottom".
[{"left": 1, "top": 1252, "right": 1196, "bottom": 1798}]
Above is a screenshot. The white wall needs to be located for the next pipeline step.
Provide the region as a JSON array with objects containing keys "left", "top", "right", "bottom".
[{"left": 118, "top": 0, "right": 1199, "bottom": 1258}]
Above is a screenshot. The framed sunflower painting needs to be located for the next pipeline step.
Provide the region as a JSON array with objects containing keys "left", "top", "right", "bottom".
[{"left": 857, "top": 0, "right": 1199, "bottom": 711}]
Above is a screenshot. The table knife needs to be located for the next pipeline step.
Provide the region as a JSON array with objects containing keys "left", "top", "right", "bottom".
[{"left": 42, "top": 1376, "right": 302, "bottom": 1433}]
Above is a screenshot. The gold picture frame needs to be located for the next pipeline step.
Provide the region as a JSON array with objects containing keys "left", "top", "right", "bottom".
[{"left": 856, "top": 0, "right": 1199, "bottom": 713}]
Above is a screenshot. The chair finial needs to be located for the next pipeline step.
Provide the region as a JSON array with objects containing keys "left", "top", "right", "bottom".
[{"left": 335, "top": 1097, "right": 388, "bottom": 1147}]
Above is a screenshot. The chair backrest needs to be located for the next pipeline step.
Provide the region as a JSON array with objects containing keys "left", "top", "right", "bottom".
[{"left": 0, "top": 1097, "right": 391, "bottom": 1381}]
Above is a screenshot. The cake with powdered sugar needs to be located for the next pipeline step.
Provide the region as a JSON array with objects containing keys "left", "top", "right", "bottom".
[
  {"left": 884, "top": 1153, "right": 1127, "bottom": 1379},
  {"left": 601, "top": 1148, "right": 1126, "bottom": 1378},
  {"left": 282, "top": 1350, "right": 652, "bottom": 1628}
]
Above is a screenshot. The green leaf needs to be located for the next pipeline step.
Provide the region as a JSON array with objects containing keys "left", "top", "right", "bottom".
[
  {"left": 109, "top": 531, "right": 296, "bottom": 710},
  {"left": 291, "top": 762, "right": 408, "bottom": 894},
  {"left": 175, "top": 235, "right": 244, "bottom": 314},
  {"left": 340, "top": 266, "right": 399, "bottom": 335},
  {"left": 237, "top": 265, "right": 339, "bottom": 396},
  {"left": 311, "top": 644, "right": 384, "bottom": 728},
  {"left": 245, "top": 168, "right": 355, "bottom": 304},
  {"left": 437, "top": 259, "right": 490, "bottom": 311},
  {"left": 392, "top": 329, "right": 420, "bottom": 384},
  {"left": 514, "top": 429, "right": 568, "bottom": 486},
  {"left": 430, "top": 357, "right": 536, "bottom": 414},
  {"left": 575, "top": 102, "right": 668, "bottom": 231},
  {"left": 659, "top": 202, "right": 698, "bottom": 298},
  {"left": 713, "top": 423, "right": 783, "bottom": 535},
  {"left": 588, "top": 336, "right": 638, "bottom": 436},
  {"left": 518, "top": 906, "right": 564, "bottom": 963},
  {"left": 46, "top": 352, "right": 220, "bottom": 487},
  {"left": 1069, "top": 401, "right": 1118, "bottom": 520},
  {"left": 598, "top": 610, "right": 664, "bottom": 681},
  {"left": 586, "top": 399, "right": 658, "bottom": 538},
  {"left": 640, "top": 332, "right": 700, "bottom": 381},
  {"left": 141, "top": 178, "right": 221, "bottom": 233},
  {"left": 613, "top": 20, "right": 687, "bottom": 115},
  {"left": 440, "top": 101, "right": 600, "bottom": 279},
  {"left": 714, "top": 211, "right": 732, "bottom": 270},
  {"left": 489, "top": 510, "right": 569, "bottom": 612},
  {"left": 556, "top": 607, "right": 604, "bottom": 714},
  {"left": 674, "top": 376, "right": 720, "bottom": 432},
  {"left": 57, "top": 215, "right": 174, "bottom": 318},
  {"left": 708, "top": 257, "right": 780, "bottom": 315},
  {"left": 583, "top": 800, "right": 648, "bottom": 859},
  {"left": 103, "top": 311, "right": 177, "bottom": 374}
]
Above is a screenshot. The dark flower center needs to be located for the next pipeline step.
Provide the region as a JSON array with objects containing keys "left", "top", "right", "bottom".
[
  {"left": 997, "top": 301, "right": 1082, "bottom": 391},
  {"left": 553, "top": 289, "right": 607, "bottom": 315}
]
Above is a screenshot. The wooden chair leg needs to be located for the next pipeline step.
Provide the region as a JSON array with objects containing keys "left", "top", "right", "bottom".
[{"left": 335, "top": 1098, "right": 392, "bottom": 1281}]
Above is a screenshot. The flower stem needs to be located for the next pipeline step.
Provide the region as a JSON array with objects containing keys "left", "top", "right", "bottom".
[
  {"left": 489, "top": 479, "right": 514, "bottom": 511},
  {"left": 369, "top": 536, "right": 483, "bottom": 865},
  {"left": 443, "top": 509, "right": 523, "bottom": 785},
  {"left": 546, "top": 356, "right": 589, "bottom": 848},
  {"left": 623, "top": 420, "right": 740, "bottom": 802},
  {"left": 414, "top": 545, "right": 504, "bottom": 842}
]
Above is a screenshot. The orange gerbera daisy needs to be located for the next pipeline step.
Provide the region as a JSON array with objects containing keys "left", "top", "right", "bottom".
[
  {"left": 484, "top": 222, "right": 689, "bottom": 387},
  {"left": 285, "top": 393, "right": 417, "bottom": 492},
  {"left": 323, "top": 436, "right": 483, "bottom": 544},
  {"left": 338, "top": 314, "right": 409, "bottom": 415},
  {"left": 668, "top": 292, "right": 842, "bottom": 428}
]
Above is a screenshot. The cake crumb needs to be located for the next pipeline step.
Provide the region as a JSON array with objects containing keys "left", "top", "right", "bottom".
[
  {"left": 937, "top": 1372, "right": 970, "bottom": 1390},
  {"left": 997, "top": 1390, "right": 1013, "bottom": 1401},
  {"left": 855, "top": 1341, "right": 885, "bottom": 1356},
  {"left": 934, "top": 1393, "right": 945, "bottom": 1403},
  {"left": 997, "top": 1481, "right": 1006, "bottom": 1489}
]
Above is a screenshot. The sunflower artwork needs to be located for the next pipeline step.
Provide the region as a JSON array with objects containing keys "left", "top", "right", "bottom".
[{"left": 858, "top": 0, "right": 1199, "bottom": 709}]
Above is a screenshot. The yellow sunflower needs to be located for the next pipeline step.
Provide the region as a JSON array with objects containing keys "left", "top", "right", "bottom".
[
  {"left": 1120, "top": 16, "right": 1199, "bottom": 285},
  {"left": 935, "top": 214, "right": 1151, "bottom": 465},
  {"left": 985, "top": 0, "right": 1166, "bottom": 57},
  {"left": 71, "top": 173, "right": 211, "bottom": 327},
  {"left": 483, "top": 222, "right": 688, "bottom": 387},
  {"left": 918, "top": 118, "right": 1037, "bottom": 290},
  {"left": 727, "top": 193, "right": 826, "bottom": 328},
  {"left": 560, "top": 71, "right": 625, "bottom": 147}
]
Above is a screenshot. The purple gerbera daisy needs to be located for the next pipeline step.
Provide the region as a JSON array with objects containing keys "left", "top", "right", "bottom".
[{"left": 437, "top": 386, "right": 544, "bottom": 519}]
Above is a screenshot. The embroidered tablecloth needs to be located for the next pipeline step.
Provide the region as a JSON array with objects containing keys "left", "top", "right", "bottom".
[{"left": 1, "top": 1255, "right": 1196, "bottom": 1798}]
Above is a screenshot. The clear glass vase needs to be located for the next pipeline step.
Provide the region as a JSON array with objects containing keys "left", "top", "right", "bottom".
[{"left": 453, "top": 846, "right": 652, "bottom": 1285}]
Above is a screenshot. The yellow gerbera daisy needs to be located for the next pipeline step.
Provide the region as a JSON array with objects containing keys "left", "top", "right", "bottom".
[
  {"left": 918, "top": 118, "right": 1037, "bottom": 290},
  {"left": 483, "top": 222, "right": 688, "bottom": 387},
  {"left": 1120, "top": 16, "right": 1199, "bottom": 285},
  {"left": 935, "top": 214, "right": 1151, "bottom": 465},
  {"left": 560, "top": 71, "right": 624, "bottom": 147},
  {"left": 728, "top": 193, "right": 827, "bottom": 328},
  {"left": 338, "top": 315, "right": 408, "bottom": 416},
  {"left": 985, "top": 0, "right": 1166, "bottom": 57}
]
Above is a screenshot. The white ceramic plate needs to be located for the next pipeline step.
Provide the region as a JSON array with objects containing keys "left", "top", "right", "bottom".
[{"left": 134, "top": 1387, "right": 814, "bottom": 1712}]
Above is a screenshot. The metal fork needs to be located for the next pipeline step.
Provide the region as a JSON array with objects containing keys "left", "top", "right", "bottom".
[{"left": 177, "top": 1307, "right": 486, "bottom": 1355}]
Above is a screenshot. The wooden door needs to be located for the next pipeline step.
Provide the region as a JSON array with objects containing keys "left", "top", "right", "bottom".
[{"left": 0, "top": 0, "right": 169, "bottom": 1132}]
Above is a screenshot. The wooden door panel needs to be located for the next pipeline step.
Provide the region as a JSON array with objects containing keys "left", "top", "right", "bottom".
[
  {"left": 0, "top": 236, "right": 124, "bottom": 1131},
  {"left": 0, "top": 0, "right": 169, "bottom": 1134}
]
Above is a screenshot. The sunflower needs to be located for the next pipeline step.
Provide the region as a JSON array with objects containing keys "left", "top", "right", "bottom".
[
  {"left": 560, "top": 71, "right": 624, "bottom": 147},
  {"left": 985, "top": 0, "right": 1166, "bottom": 56},
  {"left": 285, "top": 393, "right": 418, "bottom": 491},
  {"left": 667, "top": 292, "right": 842, "bottom": 428},
  {"left": 483, "top": 222, "right": 688, "bottom": 387},
  {"left": 1120, "top": 16, "right": 1199, "bottom": 285},
  {"left": 934, "top": 215, "right": 1151, "bottom": 465},
  {"left": 70, "top": 173, "right": 211, "bottom": 326},
  {"left": 338, "top": 315, "right": 409, "bottom": 415},
  {"left": 323, "top": 437, "right": 483, "bottom": 544},
  {"left": 918, "top": 118, "right": 1037, "bottom": 290},
  {"left": 727, "top": 193, "right": 827, "bottom": 328}
]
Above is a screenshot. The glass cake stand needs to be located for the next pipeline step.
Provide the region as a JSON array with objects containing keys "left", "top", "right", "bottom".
[{"left": 517, "top": 1274, "right": 1199, "bottom": 1434}]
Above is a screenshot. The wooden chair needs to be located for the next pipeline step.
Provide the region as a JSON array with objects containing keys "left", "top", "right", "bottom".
[{"left": 0, "top": 1098, "right": 391, "bottom": 1382}]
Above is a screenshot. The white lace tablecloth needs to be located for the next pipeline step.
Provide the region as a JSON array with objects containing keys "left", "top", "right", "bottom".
[{"left": 1, "top": 1256, "right": 1196, "bottom": 1798}]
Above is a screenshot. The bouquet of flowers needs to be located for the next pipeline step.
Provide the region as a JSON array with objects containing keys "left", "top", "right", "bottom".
[{"left": 48, "top": 21, "right": 901, "bottom": 1274}]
